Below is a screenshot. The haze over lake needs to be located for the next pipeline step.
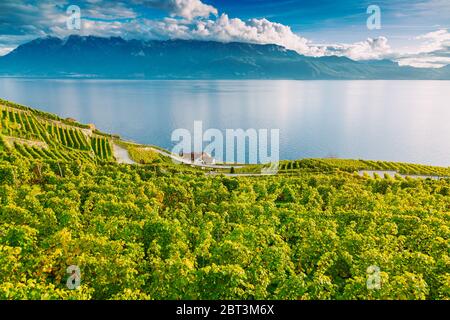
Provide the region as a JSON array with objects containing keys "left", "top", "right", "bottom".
[{"left": 1, "top": 78, "right": 449, "bottom": 166}]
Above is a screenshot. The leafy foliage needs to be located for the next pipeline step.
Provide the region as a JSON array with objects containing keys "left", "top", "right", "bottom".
[
  {"left": 127, "top": 147, "right": 159, "bottom": 164},
  {"left": 0, "top": 155, "right": 448, "bottom": 300}
]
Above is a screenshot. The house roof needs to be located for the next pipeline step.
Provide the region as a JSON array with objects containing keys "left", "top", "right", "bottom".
[{"left": 181, "top": 152, "right": 215, "bottom": 163}]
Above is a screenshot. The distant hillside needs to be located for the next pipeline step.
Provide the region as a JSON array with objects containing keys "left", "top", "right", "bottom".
[{"left": 0, "top": 35, "right": 448, "bottom": 79}]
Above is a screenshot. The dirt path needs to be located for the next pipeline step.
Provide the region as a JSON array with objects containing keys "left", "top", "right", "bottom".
[{"left": 113, "top": 144, "right": 136, "bottom": 165}]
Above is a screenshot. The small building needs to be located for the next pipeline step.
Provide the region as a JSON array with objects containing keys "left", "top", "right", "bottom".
[{"left": 179, "top": 152, "right": 216, "bottom": 165}]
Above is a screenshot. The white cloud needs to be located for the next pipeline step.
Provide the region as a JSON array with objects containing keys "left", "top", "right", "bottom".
[
  {"left": 190, "top": 14, "right": 320, "bottom": 56},
  {"left": 395, "top": 29, "right": 450, "bottom": 68},
  {"left": 323, "top": 37, "right": 393, "bottom": 61},
  {"left": 397, "top": 56, "right": 450, "bottom": 68},
  {"left": 139, "top": 0, "right": 218, "bottom": 20},
  {"left": 416, "top": 29, "right": 450, "bottom": 54},
  {"left": 83, "top": 4, "right": 137, "bottom": 20}
]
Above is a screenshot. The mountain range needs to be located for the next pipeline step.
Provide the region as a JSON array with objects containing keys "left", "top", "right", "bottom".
[{"left": 0, "top": 35, "right": 449, "bottom": 79}]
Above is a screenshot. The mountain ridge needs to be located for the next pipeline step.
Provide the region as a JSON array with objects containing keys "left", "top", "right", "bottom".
[{"left": 0, "top": 35, "right": 448, "bottom": 79}]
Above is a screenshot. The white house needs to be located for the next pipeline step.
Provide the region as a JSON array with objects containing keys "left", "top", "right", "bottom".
[{"left": 179, "top": 152, "right": 216, "bottom": 165}]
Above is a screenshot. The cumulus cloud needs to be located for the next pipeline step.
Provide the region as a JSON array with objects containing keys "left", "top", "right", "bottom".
[
  {"left": 186, "top": 14, "right": 321, "bottom": 56},
  {"left": 111, "top": 1, "right": 393, "bottom": 61},
  {"left": 138, "top": 0, "right": 218, "bottom": 20},
  {"left": 136, "top": 13, "right": 391, "bottom": 61}
]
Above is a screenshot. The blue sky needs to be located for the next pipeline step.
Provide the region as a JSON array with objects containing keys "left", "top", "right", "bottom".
[{"left": 1, "top": 0, "right": 449, "bottom": 67}]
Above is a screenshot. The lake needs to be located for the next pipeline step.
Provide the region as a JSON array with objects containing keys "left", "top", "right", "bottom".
[{"left": 0, "top": 78, "right": 449, "bottom": 166}]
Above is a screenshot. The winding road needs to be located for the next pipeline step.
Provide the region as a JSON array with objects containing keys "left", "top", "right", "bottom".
[
  {"left": 147, "top": 147, "right": 244, "bottom": 169},
  {"left": 113, "top": 143, "right": 243, "bottom": 169}
]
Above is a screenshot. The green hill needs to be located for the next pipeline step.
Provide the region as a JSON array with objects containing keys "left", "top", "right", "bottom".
[
  {"left": 0, "top": 98, "right": 114, "bottom": 163},
  {"left": 0, "top": 99, "right": 449, "bottom": 300}
]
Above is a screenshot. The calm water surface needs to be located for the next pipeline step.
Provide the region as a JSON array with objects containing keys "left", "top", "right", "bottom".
[{"left": 0, "top": 79, "right": 449, "bottom": 166}]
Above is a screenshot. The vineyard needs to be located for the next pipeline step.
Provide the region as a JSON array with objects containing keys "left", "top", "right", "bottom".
[
  {"left": 0, "top": 99, "right": 449, "bottom": 300},
  {"left": 0, "top": 99, "right": 114, "bottom": 162},
  {"left": 271, "top": 158, "right": 450, "bottom": 177},
  {"left": 127, "top": 146, "right": 159, "bottom": 164}
]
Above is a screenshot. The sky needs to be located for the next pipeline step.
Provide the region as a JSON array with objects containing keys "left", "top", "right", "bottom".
[{"left": 0, "top": 0, "right": 449, "bottom": 67}]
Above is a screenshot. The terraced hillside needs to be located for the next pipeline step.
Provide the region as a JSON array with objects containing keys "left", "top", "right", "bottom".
[
  {"left": 236, "top": 158, "right": 450, "bottom": 178},
  {"left": 0, "top": 99, "right": 114, "bottom": 163},
  {"left": 274, "top": 159, "right": 450, "bottom": 177}
]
